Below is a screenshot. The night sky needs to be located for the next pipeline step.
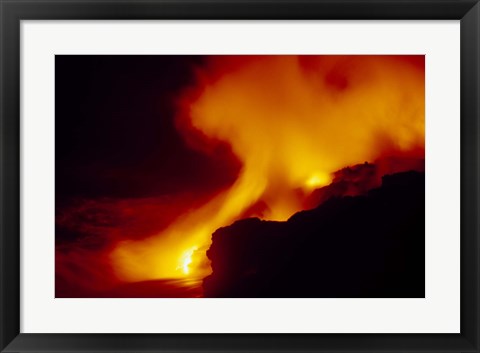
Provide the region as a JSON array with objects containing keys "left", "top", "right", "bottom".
[{"left": 56, "top": 56, "right": 240, "bottom": 203}]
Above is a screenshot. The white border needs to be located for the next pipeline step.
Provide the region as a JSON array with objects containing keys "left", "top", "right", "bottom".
[{"left": 21, "top": 20, "right": 460, "bottom": 333}]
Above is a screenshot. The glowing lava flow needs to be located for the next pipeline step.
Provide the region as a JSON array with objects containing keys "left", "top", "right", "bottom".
[
  {"left": 110, "top": 55, "right": 425, "bottom": 283},
  {"left": 178, "top": 247, "right": 198, "bottom": 275}
]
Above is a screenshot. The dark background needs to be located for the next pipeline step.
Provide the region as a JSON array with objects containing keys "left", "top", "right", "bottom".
[{"left": 55, "top": 55, "right": 239, "bottom": 204}]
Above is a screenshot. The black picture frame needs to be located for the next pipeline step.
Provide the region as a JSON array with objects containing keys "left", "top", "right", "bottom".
[{"left": 1, "top": 0, "right": 479, "bottom": 352}]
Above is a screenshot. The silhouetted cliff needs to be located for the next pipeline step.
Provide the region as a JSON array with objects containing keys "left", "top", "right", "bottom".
[{"left": 203, "top": 171, "right": 425, "bottom": 298}]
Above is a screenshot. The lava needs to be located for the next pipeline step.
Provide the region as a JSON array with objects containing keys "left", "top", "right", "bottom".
[{"left": 109, "top": 55, "right": 424, "bottom": 283}]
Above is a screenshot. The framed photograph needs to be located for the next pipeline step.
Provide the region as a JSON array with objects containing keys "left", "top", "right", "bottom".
[{"left": 1, "top": 0, "right": 479, "bottom": 352}]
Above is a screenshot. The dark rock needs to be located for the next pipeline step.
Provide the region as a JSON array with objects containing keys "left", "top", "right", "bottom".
[{"left": 204, "top": 171, "right": 425, "bottom": 298}]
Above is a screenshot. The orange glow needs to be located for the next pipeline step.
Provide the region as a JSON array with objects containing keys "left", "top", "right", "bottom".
[{"left": 110, "top": 56, "right": 424, "bottom": 282}]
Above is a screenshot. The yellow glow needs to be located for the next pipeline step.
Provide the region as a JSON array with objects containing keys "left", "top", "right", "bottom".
[
  {"left": 110, "top": 56, "right": 425, "bottom": 282},
  {"left": 178, "top": 247, "right": 198, "bottom": 275},
  {"left": 305, "top": 173, "right": 330, "bottom": 190}
]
